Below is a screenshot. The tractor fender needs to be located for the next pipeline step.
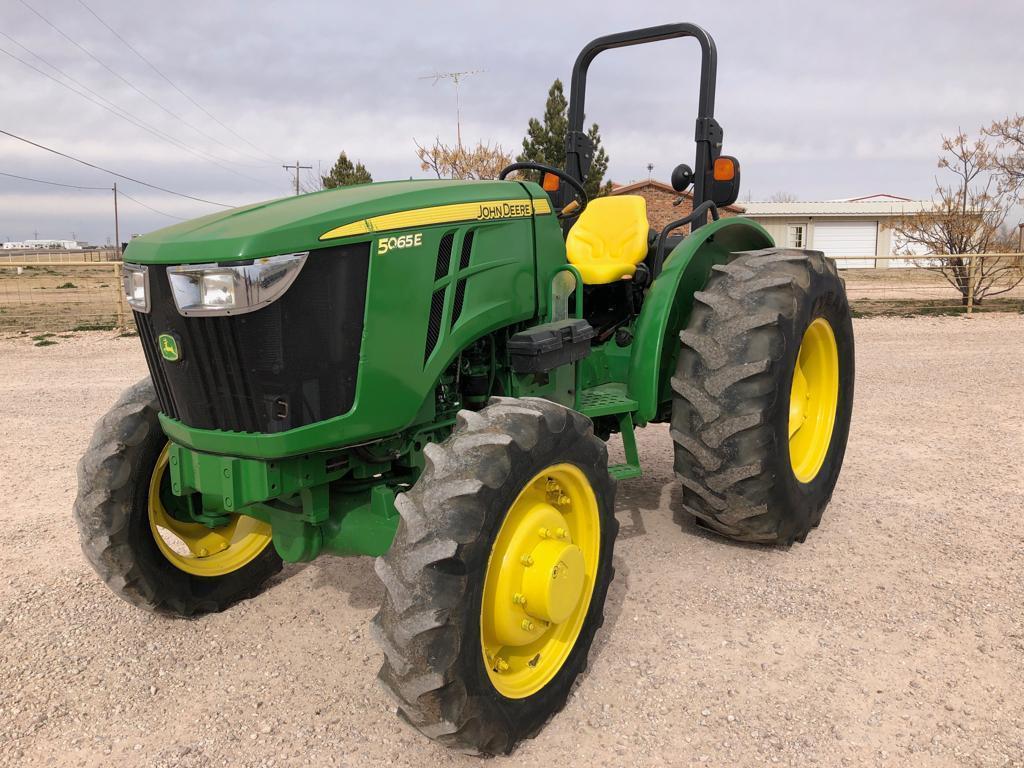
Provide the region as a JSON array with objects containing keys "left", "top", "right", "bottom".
[{"left": 628, "top": 217, "right": 774, "bottom": 423}]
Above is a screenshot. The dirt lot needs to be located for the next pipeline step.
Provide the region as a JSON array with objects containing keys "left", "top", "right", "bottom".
[{"left": 1, "top": 316, "right": 1022, "bottom": 767}]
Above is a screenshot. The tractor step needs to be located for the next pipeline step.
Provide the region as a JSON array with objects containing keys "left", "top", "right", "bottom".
[
  {"left": 578, "top": 384, "right": 642, "bottom": 481},
  {"left": 577, "top": 383, "right": 638, "bottom": 417},
  {"left": 608, "top": 463, "right": 643, "bottom": 481}
]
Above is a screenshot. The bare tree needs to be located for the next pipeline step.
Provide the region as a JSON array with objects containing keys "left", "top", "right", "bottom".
[
  {"left": 984, "top": 114, "right": 1024, "bottom": 199},
  {"left": 893, "top": 131, "right": 1023, "bottom": 305},
  {"left": 415, "top": 137, "right": 512, "bottom": 180},
  {"left": 767, "top": 191, "right": 798, "bottom": 203}
]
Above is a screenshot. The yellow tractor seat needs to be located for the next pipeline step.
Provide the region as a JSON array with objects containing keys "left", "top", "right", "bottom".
[{"left": 565, "top": 195, "right": 649, "bottom": 284}]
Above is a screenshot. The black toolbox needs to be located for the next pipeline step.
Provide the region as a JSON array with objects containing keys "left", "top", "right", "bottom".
[{"left": 508, "top": 319, "right": 595, "bottom": 374}]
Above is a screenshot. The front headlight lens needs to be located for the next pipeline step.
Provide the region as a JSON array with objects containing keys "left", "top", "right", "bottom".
[
  {"left": 199, "top": 272, "right": 236, "bottom": 308},
  {"left": 123, "top": 263, "right": 150, "bottom": 312},
  {"left": 167, "top": 252, "right": 308, "bottom": 316}
]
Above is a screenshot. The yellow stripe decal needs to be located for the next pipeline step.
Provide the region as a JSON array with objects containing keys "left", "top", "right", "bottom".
[{"left": 320, "top": 198, "right": 552, "bottom": 241}]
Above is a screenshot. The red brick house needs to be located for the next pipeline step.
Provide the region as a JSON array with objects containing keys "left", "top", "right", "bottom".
[{"left": 608, "top": 179, "right": 745, "bottom": 232}]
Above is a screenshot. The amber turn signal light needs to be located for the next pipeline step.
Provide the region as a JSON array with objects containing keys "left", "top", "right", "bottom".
[
  {"left": 713, "top": 157, "right": 736, "bottom": 182},
  {"left": 542, "top": 173, "right": 561, "bottom": 192}
]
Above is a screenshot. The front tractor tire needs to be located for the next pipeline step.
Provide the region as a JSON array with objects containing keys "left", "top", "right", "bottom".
[
  {"left": 671, "top": 249, "right": 854, "bottom": 545},
  {"left": 74, "top": 379, "right": 282, "bottom": 616},
  {"left": 372, "top": 397, "right": 618, "bottom": 755}
]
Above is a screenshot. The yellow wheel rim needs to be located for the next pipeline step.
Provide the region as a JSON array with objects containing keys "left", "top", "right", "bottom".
[
  {"left": 788, "top": 317, "right": 840, "bottom": 483},
  {"left": 480, "top": 463, "right": 601, "bottom": 699},
  {"left": 148, "top": 445, "right": 274, "bottom": 577}
]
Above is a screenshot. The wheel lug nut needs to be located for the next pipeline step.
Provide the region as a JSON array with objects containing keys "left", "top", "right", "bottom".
[
  {"left": 520, "top": 555, "right": 534, "bottom": 567},
  {"left": 495, "top": 658, "right": 509, "bottom": 672},
  {"left": 513, "top": 593, "right": 527, "bottom": 606},
  {"left": 521, "top": 620, "right": 535, "bottom": 632},
  {"left": 538, "top": 527, "right": 550, "bottom": 538},
  {"left": 197, "top": 548, "right": 208, "bottom": 557},
  {"left": 554, "top": 527, "right": 566, "bottom": 539}
]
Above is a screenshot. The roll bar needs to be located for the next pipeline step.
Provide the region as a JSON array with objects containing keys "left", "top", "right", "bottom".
[{"left": 565, "top": 23, "right": 723, "bottom": 228}]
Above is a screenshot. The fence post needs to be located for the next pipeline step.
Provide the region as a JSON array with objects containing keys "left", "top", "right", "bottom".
[
  {"left": 966, "top": 255, "right": 975, "bottom": 316},
  {"left": 113, "top": 262, "right": 127, "bottom": 332}
]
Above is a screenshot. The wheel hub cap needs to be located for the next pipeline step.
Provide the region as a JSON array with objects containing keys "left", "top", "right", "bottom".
[{"left": 480, "top": 464, "right": 601, "bottom": 699}]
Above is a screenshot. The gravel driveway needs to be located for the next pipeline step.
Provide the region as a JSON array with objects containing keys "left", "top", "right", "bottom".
[{"left": 1, "top": 315, "right": 1022, "bottom": 767}]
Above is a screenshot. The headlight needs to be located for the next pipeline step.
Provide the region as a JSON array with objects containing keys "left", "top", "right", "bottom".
[
  {"left": 123, "top": 263, "right": 150, "bottom": 312},
  {"left": 166, "top": 252, "right": 308, "bottom": 316}
]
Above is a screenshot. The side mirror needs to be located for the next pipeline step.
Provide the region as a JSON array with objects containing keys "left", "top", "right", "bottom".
[
  {"left": 710, "top": 156, "right": 741, "bottom": 207},
  {"left": 670, "top": 163, "right": 693, "bottom": 193}
]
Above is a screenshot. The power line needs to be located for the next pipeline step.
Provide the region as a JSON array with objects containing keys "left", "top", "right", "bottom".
[
  {"left": 0, "top": 170, "right": 108, "bottom": 190},
  {"left": 0, "top": 128, "right": 235, "bottom": 208},
  {"left": 18, "top": 0, "right": 273, "bottom": 170},
  {"left": 0, "top": 39, "right": 264, "bottom": 182},
  {"left": 117, "top": 189, "right": 187, "bottom": 220},
  {"left": 75, "top": 0, "right": 280, "bottom": 164}
]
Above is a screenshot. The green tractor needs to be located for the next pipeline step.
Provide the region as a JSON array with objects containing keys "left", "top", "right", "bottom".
[{"left": 75, "top": 23, "right": 854, "bottom": 754}]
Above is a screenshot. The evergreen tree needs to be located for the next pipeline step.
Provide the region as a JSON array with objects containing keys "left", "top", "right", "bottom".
[
  {"left": 517, "top": 79, "right": 613, "bottom": 198},
  {"left": 322, "top": 152, "right": 373, "bottom": 188}
]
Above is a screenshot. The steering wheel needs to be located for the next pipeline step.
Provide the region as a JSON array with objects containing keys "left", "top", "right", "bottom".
[{"left": 498, "top": 162, "right": 588, "bottom": 220}]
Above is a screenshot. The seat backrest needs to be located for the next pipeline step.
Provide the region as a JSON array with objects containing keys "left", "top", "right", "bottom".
[{"left": 565, "top": 195, "right": 649, "bottom": 284}]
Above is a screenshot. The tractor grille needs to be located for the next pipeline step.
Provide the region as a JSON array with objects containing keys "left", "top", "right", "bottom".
[
  {"left": 450, "top": 230, "right": 474, "bottom": 328},
  {"left": 134, "top": 243, "right": 370, "bottom": 433}
]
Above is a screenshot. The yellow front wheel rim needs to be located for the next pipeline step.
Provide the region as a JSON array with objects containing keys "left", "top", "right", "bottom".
[
  {"left": 480, "top": 463, "right": 601, "bottom": 699},
  {"left": 147, "top": 445, "right": 274, "bottom": 577},
  {"left": 788, "top": 317, "right": 840, "bottom": 483}
]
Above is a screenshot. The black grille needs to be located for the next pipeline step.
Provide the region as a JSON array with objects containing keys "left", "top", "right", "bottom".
[
  {"left": 135, "top": 243, "right": 370, "bottom": 433},
  {"left": 434, "top": 232, "right": 454, "bottom": 281},
  {"left": 451, "top": 230, "right": 474, "bottom": 328},
  {"left": 424, "top": 288, "right": 445, "bottom": 364}
]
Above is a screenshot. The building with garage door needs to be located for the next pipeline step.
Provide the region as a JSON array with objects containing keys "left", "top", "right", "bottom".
[{"left": 742, "top": 195, "right": 931, "bottom": 268}]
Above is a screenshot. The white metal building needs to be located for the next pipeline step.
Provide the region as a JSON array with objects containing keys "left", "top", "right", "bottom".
[
  {"left": 742, "top": 195, "right": 931, "bottom": 268},
  {"left": 2, "top": 239, "right": 84, "bottom": 250}
]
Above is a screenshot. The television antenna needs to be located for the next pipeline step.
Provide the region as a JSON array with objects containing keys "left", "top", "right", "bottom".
[{"left": 419, "top": 69, "right": 484, "bottom": 147}]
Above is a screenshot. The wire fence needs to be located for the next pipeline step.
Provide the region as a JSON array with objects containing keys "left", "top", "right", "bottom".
[
  {"left": 0, "top": 260, "right": 126, "bottom": 334},
  {"left": 0, "top": 247, "right": 121, "bottom": 264},
  {"left": 1, "top": 252, "right": 1021, "bottom": 335},
  {"left": 837, "top": 253, "right": 1024, "bottom": 317}
]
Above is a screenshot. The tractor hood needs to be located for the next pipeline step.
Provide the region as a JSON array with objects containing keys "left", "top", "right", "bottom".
[{"left": 124, "top": 178, "right": 541, "bottom": 265}]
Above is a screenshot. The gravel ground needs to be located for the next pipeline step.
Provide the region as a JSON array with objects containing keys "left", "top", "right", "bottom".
[{"left": 1, "top": 315, "right": 1022, "bottom": 768}]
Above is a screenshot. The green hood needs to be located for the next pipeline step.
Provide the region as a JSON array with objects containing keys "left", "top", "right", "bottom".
[{"left": 125, "top": 178, "right": 538, "bottom": 265}]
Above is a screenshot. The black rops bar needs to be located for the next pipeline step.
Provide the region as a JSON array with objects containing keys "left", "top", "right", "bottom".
[{"left": 565, "top": 23, "right": 722, "bottom": 229}]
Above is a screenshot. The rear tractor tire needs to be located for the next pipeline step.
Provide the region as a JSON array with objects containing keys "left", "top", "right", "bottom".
[
  {"left": 372, "top": 397, "right": 618, "bottom": 755},
  {"left": 671, "top": 249, "right": 854, "bottom": 545},
  {"left": 74, "top": 378, "right": 282, "bottom": 616}
]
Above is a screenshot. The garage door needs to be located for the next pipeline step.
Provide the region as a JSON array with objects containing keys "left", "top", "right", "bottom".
[{"left": 813, "top": 221, "right": 877, "bottom": 269}]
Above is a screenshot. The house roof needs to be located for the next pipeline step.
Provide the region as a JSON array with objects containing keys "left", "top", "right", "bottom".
[
  {"left": 742, "top": 198, "right": 932, "bottom": 217},
  {"left": 609, "top": 179, "right": 746, "bottom": 213}
]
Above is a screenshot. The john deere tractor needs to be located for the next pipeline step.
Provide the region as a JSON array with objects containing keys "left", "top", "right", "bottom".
[{"left": 75, "top": 23, "right": 854, "bottom": 754}]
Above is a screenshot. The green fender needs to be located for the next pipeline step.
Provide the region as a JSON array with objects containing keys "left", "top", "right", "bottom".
[{"left": 628, "top": 217, "right": 774, "bottom": 423}]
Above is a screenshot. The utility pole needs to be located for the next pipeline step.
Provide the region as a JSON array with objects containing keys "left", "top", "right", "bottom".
[
  {"left": 647, "top": 163, "right": 654, "bottom": 180},
  {"left": 419, "top": 70, "right": 483, "bottom": 148},
  {"left": 112, "top": 183, "right": 121, "bottom": 255},
  {"left": 282, "top": 160, "right": 312, "bottom": 196},
  {"left": 1018, "top": 222, "right": 1023, "bottom": 252}
]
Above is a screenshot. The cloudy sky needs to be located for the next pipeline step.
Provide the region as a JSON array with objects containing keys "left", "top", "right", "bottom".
[{"left": 1, "top": 0, "right": 1021, "bottom": 245}]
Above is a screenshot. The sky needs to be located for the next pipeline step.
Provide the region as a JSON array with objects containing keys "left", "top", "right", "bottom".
[{"left": 1, "top": 0, "right": 1022, "bottom": 245}]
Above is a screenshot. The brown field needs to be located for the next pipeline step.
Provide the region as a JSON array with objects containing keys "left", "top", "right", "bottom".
[{"left": 0, "top": 264, "right": 123, "bottom": 332}]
